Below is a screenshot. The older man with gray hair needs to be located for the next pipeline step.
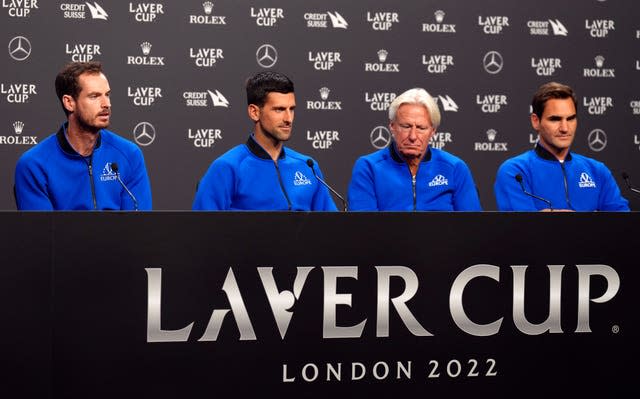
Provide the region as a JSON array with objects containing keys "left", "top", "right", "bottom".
[{"left": 347, "top": 88, "right": 481, "bottom": 211}]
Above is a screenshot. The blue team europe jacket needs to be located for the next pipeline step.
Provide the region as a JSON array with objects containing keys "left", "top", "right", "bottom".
[
  {"left": 347, "top": 144, "right": 482, "bottom": 211},
  {"left": 494, "top": 144, "right": 629, "bottom": 211},
  {"left": 192, "top": 135, "right": 337, "bottom": 211},
  {"left": 14, "top": 123, "right": 152, "bottom": 210}
]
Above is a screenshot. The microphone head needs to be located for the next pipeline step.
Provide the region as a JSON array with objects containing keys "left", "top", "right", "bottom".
[
  {"left": 306, "top": 159, "right": 314, "bottom": 168},
  {"left": 111, "top": 162, "right": 119, "bottom": 173},
  {"left": 621, "top": 171, "right": 629, "bottom": 180},
  {"left": 515, "top": 174, "right": 523, "bottom": 183}
]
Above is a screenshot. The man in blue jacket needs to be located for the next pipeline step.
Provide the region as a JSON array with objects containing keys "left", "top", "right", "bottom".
[
  {"left": 494, "top": 82, "right": 628, "bottom": 212},
  {"left": 14, "top": 61, "right": 152, "bottom": 210},
  {"left": 348, "top": 88, "right": 482, "bottom": 211},
  {"left": 192, "top": 71, "right": 337, "bottom": 211}
]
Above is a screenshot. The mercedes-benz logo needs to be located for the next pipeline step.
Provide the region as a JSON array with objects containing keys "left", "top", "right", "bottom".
[
  {"left": 587, "top": 129, "right": 607, "bottom": 152},
  {"left": 8, "top": 36, "right": 31, "bottom": 61},
  {"left": 133, "top": 122, "right": 156, "bottom": 146},
  {"left": 370, "top": 126, "right": 391, "bottom": 149},
  {"left": 483, "top": 51, "right": 503, "bottom": 75},
  {"left": 256, "top": 44, "right": 277, "bottom": 68}
]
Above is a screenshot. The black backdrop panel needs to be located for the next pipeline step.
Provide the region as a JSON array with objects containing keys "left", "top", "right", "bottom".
[{"left": 1, "top": 212, "right": 637, "bottom": 397}]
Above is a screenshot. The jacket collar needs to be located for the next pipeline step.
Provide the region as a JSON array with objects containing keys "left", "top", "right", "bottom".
[
  {"left": 56, "top": 122, "right": 102, "bottom": 156},
  {"left": 388, "top": 142, "right": 432, "bottom": 164},
  {"left": 246, "top": 134, "right": 286, "bottom": 160},
  {"left": 534, "top": 142, "right": 572, "bottom": 162}
]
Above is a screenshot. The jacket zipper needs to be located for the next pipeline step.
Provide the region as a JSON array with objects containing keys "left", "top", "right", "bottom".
[
  {"left": 412, "top": 174, "right": 417, "bottom": 211},
  {"left": 274, "top": 161, "right": 292, "bottom": 210},
  {"left": 560, "top": 162, "right": 571, "bottom": 209},
  {"left": 87, "top": 156, "right": 97, "bottom": 210}
]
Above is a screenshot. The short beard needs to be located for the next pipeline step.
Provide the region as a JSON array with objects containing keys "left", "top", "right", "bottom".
[{"left": 76, "top": 112, "right": 108, "bottom": 134}]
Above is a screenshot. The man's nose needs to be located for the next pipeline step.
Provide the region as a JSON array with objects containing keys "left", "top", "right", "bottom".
[
  {"left": 559, "top": 119, "right": 568, "bottom": 132},
  {"left": 408, "top": 126, "right": 418, "bottom": 140}
]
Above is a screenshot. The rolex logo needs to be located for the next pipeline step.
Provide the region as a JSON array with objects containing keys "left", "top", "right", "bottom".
[
  {"left": 203, "top": 1, "right": 213, "bottom": 15},
  {"left": 435, "top": 10, "right": 445, "bottom": 23},
  {"left": 486, "top": 129, "right": 497, "bottom": 141},
  {"left": 319, "top": 87, "right": 330, "bottom": 100},
  {"left": 377, "top": 49, "right": 388, "bottom": 62},
  {"left": 140, "top": 41, "right": 152, "bottom": 55},
  {"left": 13, "top": 121, "right": 24, "bottom": 134},
  {"left": 595, "top": 55, "right": 605, "bottom": 68}
]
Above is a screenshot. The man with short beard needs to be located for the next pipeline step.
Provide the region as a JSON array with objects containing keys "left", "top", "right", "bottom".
[
  {"left": 14, "top": 61, "right": 152, "bottom": 210},
  {"left": 193, "top": 71, "right": 337, "bottom": 211}
]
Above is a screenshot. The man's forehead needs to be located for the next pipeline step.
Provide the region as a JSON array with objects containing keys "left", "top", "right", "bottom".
[
  {"left": 78, "top": 72, "right": 109, "bottom": 90},
  {"left": 543, "top": 98, "right": 576, "bottom": 115},
  {"left": 395, "top": 103, "right": 430, "bottom": 120},
  {"left": 264, "top": 91, "right": 295, "bottom": 105}
]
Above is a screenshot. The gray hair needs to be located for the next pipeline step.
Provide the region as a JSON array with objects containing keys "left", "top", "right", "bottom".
[{"left": 388, "top": 88, "right": 441, "bottom": 129}]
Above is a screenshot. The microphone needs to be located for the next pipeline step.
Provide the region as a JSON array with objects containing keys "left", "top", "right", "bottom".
[
  {"left": 621, "top": 172, "right": 640, "bottom": 194},
  {"left": 306, "top": 159, "right": 347, "bottom": 211},
  {"left": 111, "top": 162, "right": 139, "bottom": 211},
  {"left": 515, "top": 174, "right": 553, "bottom": 211}
]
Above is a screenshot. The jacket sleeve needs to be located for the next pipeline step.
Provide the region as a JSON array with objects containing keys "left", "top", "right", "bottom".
[
  {"left": 192, "top": 159, "right": 235, "bottom": 210},
  {"left": 494, "top": 161, "right": 539, "bottom": 211},
  {"left": 347, "top": 157, "right": 379, "bottom": 211},
  {"left": 310, "top": 164, "right": 338, "bottom": 211},
  {"left": 123, "top": 146, "right": 153, "bottom": 210},
  {"left": 452, "top": 161, "right": 482, "bottom": 211},
  {"left": 14, "top": 155, "right": 54, "bottom": 211},
  {"left": 596, "top": 165, "right": 630, "bottom": 211}
]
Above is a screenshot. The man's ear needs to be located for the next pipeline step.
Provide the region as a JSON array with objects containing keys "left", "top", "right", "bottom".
[
  {"left": 62, "top": 94, "right": 75, "bottom": 114},
  {"left": 248, "top": 104, "right": 260, "bottom": 122},
  {"left": 530, "top": 113, "right": 540, "bottom": 131}
]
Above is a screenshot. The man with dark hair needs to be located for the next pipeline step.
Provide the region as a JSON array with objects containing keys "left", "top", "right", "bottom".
[
  {"left": 192, "top": 71, "right": 337, "bottom": 211},
  {"left": 494, "top": 81, "right": 628, "bottom": 211},
  {"left": 14, "top": 61, "right": 152, "bottom": 210}
]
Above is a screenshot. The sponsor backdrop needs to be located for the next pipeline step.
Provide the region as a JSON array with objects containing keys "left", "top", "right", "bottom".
[
  {"left": 0, "top": 212, "right": 637, "bottom": 397},
  {"left": 1, "top": 0, "right": 639, "bottom": 210}
]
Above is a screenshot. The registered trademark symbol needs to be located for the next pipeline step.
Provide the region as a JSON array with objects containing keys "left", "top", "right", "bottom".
[{"left": 611, "top": 325, "right": 620, "bottom": 334}]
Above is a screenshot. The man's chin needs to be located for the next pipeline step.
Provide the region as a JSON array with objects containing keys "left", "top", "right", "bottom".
[{"left": 399, "top": 150, "right": 423, "bottom": 159}]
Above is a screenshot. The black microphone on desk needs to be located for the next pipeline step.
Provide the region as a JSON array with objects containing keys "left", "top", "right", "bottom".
[
  {"left": 306, "top": 159, "right": 347, "bottom": 211},
  {"left": 515, "top": 174, "right": 553, "bottom": 211},
  {"left": 111, "top": 162, "right": 139, "bottom": 211},
  {"left": 621, "top": 172, "right": 640, "bottom": 195}
]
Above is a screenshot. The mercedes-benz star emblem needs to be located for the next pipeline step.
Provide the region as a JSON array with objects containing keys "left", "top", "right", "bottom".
[
  {"left": 483, "top": 51, "right": 503, "bottom": 75},
  {"left": 588, "top": 129, "right": 607, "bottom": 152},
  {"left": 8, "top": 36, "right": 31, "bottom": 61},
  {"left": 370, "top": 126, "right": 391, "bottom": 149},
  {"left": 256, "top": 44, "right": 277, "bottom": 68},
  {"left": 133, "top": 122, "right": 156, "bottom": 146}
]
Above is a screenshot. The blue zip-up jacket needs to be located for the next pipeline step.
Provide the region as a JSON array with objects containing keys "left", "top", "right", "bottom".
[
  {"left": 14, "top": 123, "right": 152, "bottom": 210},
  {"left": 192, "top": 135, "right": 337, "bottom": 211},
  {"left": 494, "top": 144, "right": 629, "bottom": 211},
  {"left": 347, "top": 144, "right": 482, "bottom": 211}
]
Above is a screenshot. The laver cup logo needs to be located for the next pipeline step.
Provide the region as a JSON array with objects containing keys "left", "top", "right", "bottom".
[
  {"left": 1, "top": 82, "right": 37, "bottom": 103},
  {"left": 367, "top": 11, "right": 398, "bottom": 31},
  {"left": 129, "top": 2, "right": 164, "bottom": 23},
  {"left": 145, "top": 264, "right": 620, "bottom": 342},
  {"left": 3, "top": 0, "right": 39, "bottom": 17},
  {"left": 250, "top": 7, "right": 284, "bottom": 27}
]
